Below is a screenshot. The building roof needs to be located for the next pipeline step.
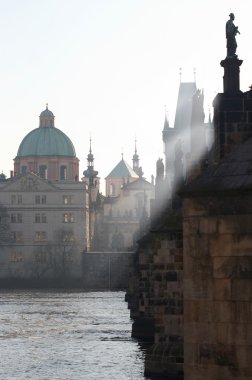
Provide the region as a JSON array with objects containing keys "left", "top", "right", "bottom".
[
  {"left": 106, "top": 159, "right": 139, "bottom": 179},
  {"left": 182, "top": 137, "right": 252, "bottom": 196},
  {"left": 122, "top": 177, "right": 154, "bottom": 190}
]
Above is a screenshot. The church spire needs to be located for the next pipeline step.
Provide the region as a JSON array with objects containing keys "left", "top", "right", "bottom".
[
  {"left": 132, "top": 138, "right": 140, "bottom": 173},
  {"left": 87, "top": 137, "right": 94, "bottom": 167},
  {"left": 163, "top": 111, "right": 169, "bottom": 131},
  {"left": 193, "top": 67, "right": 196, "bottom": 83},
  {"left": 83, "top": 138, "right": 98, "bottom": 188},
  {"left": 132, "top": 139, "right": 144, "bottom": 177}
]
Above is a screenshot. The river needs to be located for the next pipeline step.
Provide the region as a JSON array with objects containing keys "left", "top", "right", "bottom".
[{"left": 0, "top": 290, "right": 149, "bottom": 380}]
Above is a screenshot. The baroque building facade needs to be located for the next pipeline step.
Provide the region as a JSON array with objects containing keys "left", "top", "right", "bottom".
[
  {"left": 82, "top": 144, "right": 155, "bottom": 252},
  {"left": 0, "top": 106, "right": 88, "bottom": 283}
]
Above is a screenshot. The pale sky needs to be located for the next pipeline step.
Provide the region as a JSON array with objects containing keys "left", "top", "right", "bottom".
[{"left": 0, "top": 0, "right": 251, "bottom": 193}]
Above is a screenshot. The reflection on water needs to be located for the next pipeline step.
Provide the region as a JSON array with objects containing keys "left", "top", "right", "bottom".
[{"left": 0, "top": 291, "right": 148, "bottom": 380}]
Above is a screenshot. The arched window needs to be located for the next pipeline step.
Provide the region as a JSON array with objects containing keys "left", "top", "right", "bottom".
[
  {"left": 21, "top": 166, "right": 27, "bottom": 174},
  {"left": 39, "top": 165, "right": 47, "bottom": 179},
  {"left": 60, "top": 166, "right": 67, "bottom": 180},
  {"left": 109, "top": 183, "right": 115, "bottom": 196}
]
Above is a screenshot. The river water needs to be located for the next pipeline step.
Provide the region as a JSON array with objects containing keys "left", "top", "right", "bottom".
[{"left": 0, "top": 291, "right": 148, "bottom": 380}]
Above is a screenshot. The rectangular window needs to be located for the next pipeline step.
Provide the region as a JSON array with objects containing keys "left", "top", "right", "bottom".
[
  {"left": 62, "top": 231, "right": 74, "bottom": 242},
  {"left": 62, "top": 213, "right": 74, "bottom": 223},
  {"left": 63, "top": 195, "right": 72, "bottom": 204},
  {"left": 35, "top": 252, "right": 47, "bottom": 263},
  {"left": 63, "top": 213, "right": 68, "bottom": 223},
  {"left": 17, "top": 213, "right": 22, "bottom": 223},
  {"left": 34, "top": 231, "right": 47, "bottom": 241},
  {"left": 11, "top": 213, "right": 22, "bottom": 223},
  {"left": 41, "top": 213, "right": 47, "bottom": 223},
  {"left": 11, "top": 195, "right": 22, "bottom": 204},
  {"left": 35, "top": 213, "right": 47, "bottom": 223},
  {"left": 12, "top": 231, "right": 23, "bottom": 242},
  {"left": 10, "top": 252, "right": 23, "bottom": 262},
  {"left": 11, "top": 214, "right": 16, "bottom": 223},
  {"left": 35, "top": 195, "right": 47, "bottom": 204}
]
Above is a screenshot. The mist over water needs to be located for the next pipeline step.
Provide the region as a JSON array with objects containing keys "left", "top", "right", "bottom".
[{"left": 0, "top": 291, "right": 148, "bottom": 380}]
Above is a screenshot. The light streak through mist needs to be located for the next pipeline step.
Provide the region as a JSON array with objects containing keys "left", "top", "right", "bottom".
[{"left": 154, "top": 123, "right": 214, "bottom": 214}]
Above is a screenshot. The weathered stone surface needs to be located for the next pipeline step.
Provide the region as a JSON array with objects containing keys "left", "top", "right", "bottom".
[
  {"left": 127, "top": 209, "right": 184, "bottom": 378},
  {"left": 213, "top": 278, "right": 231, "bottom": 300},
  {"left": 231, "top": 279, "right": 252, "bottom": 301},
  {"left": 145, "top": 342, "right": 183, "bottom": 379}
]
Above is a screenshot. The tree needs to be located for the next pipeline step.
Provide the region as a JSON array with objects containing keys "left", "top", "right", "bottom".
[
  {"left": 0, "top": 204, "right": 13, "bottom": 244},
  {"left": 49, "top": 228, "right": 79, "bottom": 278},
  {"left": 26, "top": 228, "right": 80, "bottom": 281}
]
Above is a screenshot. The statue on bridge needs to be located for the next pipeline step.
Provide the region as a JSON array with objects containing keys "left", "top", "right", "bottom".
[{"left": 226, "top": 13, "right": 240, "bottom": 58}]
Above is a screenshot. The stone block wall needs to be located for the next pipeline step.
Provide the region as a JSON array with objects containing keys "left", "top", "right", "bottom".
[
  {"left": 128, "top": 210, "right": 184, "bottom": 378},
  {"left": 183, "top": 194, "right": 252, "bottom": 379}
]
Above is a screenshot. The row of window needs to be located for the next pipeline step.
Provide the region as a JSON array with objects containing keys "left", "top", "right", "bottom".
[
  {"left": 9, "top": 252, "right": 73, "bottom": 262},
  {"left": 10, "top": 213, "right": 75, "bottom": 223},
  {"left": 12, "top": 230, "right": 75, "bottom": 242},
  {"left": 11, "top": 195, "right": 73, "bottom": 205},
  {"left": 21, "top": 165, "right": 68, "bottom": 180},
  {"left": 35, "top": 252, "right": 73, "bottom": 263}
]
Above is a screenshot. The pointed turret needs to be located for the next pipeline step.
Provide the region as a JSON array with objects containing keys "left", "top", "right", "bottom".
[{"left": 162, "top": 113, "right": 170, "bottom": 143}]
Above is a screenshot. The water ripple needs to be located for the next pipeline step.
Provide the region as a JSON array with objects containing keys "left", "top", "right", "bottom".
[{"left": 0, "top": 291, "right": 148, "bottom": 380}]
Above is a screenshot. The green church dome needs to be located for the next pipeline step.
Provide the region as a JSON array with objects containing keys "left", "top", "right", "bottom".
[
  {"left": 17, "top": 127, "right": 76, "bottom": 157},
  {"left": 16, "top": 106, "right": 76, "bottom": 157}
]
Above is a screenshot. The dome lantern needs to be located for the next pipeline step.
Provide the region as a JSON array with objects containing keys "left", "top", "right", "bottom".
[{"left": 39, "top": 103, "right": 55, "bottom": 128}]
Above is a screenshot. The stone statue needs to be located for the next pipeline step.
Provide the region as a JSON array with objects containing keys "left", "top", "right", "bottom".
[
  {"left": 226, "top": 13, "right": 240, "bottom": 58},
  {"left": 156, "top": 158, "right": 164, "bottom": 180}
]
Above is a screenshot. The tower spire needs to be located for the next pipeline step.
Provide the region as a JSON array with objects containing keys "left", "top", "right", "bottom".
[
  {"left": 193, "top": 67, "right": 196, "bottom": 83},
  {"left": 83, "top": 139, "right": 98, "bottom": 188},
  {"left": 179, "top": 67, "right": 182, "bottom": 83},
  {"left": 132, "top": 138, "right": 143, "bottom": 177},
  {"left": 163, "top": 106, "right": 169, "bottom": 130},
  {"left": 133, "top": 138, "right": 139, "bottom": 173}
]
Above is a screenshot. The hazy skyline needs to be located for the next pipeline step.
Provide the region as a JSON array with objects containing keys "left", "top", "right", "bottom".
[{"left": 0, "top": 0, "right": 251, "bottom": 192}]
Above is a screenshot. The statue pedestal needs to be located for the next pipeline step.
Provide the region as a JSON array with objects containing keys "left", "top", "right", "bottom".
[{"left": 220, "top": 58, "right": 243, "bottom": 94}]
